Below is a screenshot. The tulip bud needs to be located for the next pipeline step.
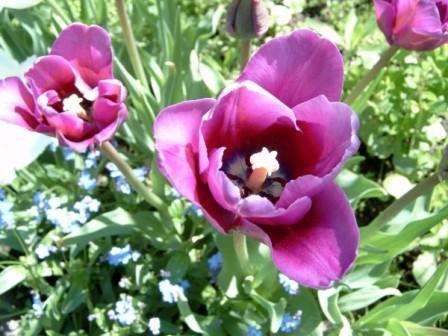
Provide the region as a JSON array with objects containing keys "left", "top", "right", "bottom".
[{"left": 226, "top": 0, "right": 269, "bottom": 39}]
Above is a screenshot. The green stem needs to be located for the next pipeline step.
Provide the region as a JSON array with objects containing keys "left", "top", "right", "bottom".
[
  {"left": 362, "top": 173, "right": 440, "bottom": 242},
  {"left": 100, "top": 141, "right": 167, "bottom": 217},
  {"left": 344, "top": 45, "right": 399, "bottom": 105},
  {"left": 115, "top": 0, "right": 149, "bottom": 90},
  {"left": 12, "top": 228, "right": 45, "bottom": 293},
  {"left": 233, "top": 231, "right": 250, "bottom": 274},
  {"left": 240, "top": 39, "right": 252, "bottom": 70}
]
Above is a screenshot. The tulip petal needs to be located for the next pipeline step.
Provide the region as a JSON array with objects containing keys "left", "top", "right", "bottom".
[
  {"left": 46, "top": 111, "right": 96, "bottom": 141},
  {"left": 374, "top": 0, "right": 396, "bottom": 41},
  {"left": 239, "top": 194, "right": 312, "bottom": 226},
  {"left": 25, "top": 55, "right": 80, "bottom": 96},
  {"left": 207, "top": 147, "right": 242, "bottom": 211},
  {"left": 155, "top": 98, "right": 216, "bottom": 201},
  {"left": 51, "top": 23, "right": 113, "bottom": 87},
  {"left": 201, "top": 81, "right": 299, "bottom": 161},
  {"left": 292, "top": 95, "right": 359, "bottom": 178},
  {"left": 0, "top": 77, "right": 39, "bottom": 130},
  {"left": 238, "top": 29, "right": 343, "bottom": 108},
  {"left": 385, "top": 0, "right": 447, "bottom": 50},
  {"left": 242, "top": 183, "right": 359, "bottom": 289}
]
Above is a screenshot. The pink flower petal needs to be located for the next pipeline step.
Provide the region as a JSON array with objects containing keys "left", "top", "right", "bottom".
[
  {"left": 374, "top": 0, "right": 396, "bottom": 42},
  {"left": 242, "top": 183, "right": 359, "bottom": 289},
  {"left": 207, "top": 147, "right": 242, "bottom": 211},
  {"left": 201, "top": 81, "right": 298, "bottom": 153},
  {"left": 154, "top": 98, "right": 216, "bottom": 203},
  {"left": 0, "top": 77, "right": 39, "bottom": 130},
  {"left": 238, "top": 29, "right": 343, "bottom": 108},
  {"left": 51, "top": 23, "right": 113, "bottom": 87},
  {"left": 239, "top": 194, "right": 312, "bottom": 226},
  {"left": 292, "top": 95, "right": 359, "bottom": 178},
  {"left": 25, "top": 55, "right": 79, "bottom": 96}
]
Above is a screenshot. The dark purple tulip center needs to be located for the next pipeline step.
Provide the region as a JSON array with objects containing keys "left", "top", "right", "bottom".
[
  {"left": 44, "top": 86, "right": 94, "bottom": 122},
  {"left": 222, "top": 149, "right": 289, "bottom": 202}
]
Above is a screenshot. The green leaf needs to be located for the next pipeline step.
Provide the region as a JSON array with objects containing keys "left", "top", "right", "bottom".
[
  {"left": 177, "top": 294, "right": 208, "bottom": 335},
  {"left": 244, "top": 281, "right": 286, "bottom": 333},
  {"left": 339, "top": 286, "right": 401, "bottom": 312},
  {"left": 357, "top": 261, "right": 448, "bottom": 327},
  {"left": 289, "top": 288, "right": 324, "bottom": 336},
  {"left": 0, "top": 265, "right": 28, "bottom": 295},
  {"left": 359, "top": 204, "right": 448, "bottom": 264},
  {"left": 336, "top": 169, "right": 387, "bottom": 206},
  {"left": 318, "top": 288, "right": 343, "bottom": 325},
  {"left": 62, "top": 208, "right": 138, "bottom": 246},
  {"left": 387, "top": 320, "right": 448, "bottom": 336},
  {"left": 0, "top": 0, "right": 43, "bottom": 9},
  {"left": 412, "top": 251, "right": 438, "bottom": 287}
]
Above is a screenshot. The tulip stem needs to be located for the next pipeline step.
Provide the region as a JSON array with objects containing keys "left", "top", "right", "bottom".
[
  {"left": 361, "top": 173, "right": 441, "bottom": 243},
  {"left": 233, "top": 231, "right": 251, "bottom": 274},
  {"left": 115, "top": 0, "right": 149, "bottom": 91},
  {"left": 100, "top": 141, "right": 168, "bottom": 216},
  {"left": 344, "top": 45, "right": 399, "bottom": 105},
  {"left": 240, "top": 39, "right": 252, "bottom": 70}
]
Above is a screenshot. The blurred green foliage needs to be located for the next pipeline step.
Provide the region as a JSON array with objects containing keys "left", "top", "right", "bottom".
[{"left": 0, "top": 0, "right": 447, "bottom": 335}]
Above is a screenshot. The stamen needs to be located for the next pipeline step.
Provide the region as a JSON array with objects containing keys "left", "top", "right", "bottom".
[
  {"left": 62, "top": 94, "right": 89, "bottom": 121},
  {"left": 246, "top": 147, "right": 279, "bottom": 192}
]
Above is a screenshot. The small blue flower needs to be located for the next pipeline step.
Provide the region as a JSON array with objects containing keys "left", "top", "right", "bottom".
[
  {"left": 208, "top": 252, "right": 222, "bottom": 278},
  {"left": 85, "top": 151, "right": 101, "bottom": 169},
  {"left": 279, "top": 311, "right": 302, "bottom": 334},
  {"left": 186, "top": 204, "right": 203, "bottom": 217},
  {"left": 107, "top": 244, "right": 141, "bottom": 266},
  {"left": 158, "top": 279, "right": 185, "bottom": 304},
  {"left": 62, "top": 147, "right": 76, "bottom": 161},
  {"left": 0, "top": 188, "right": 5, "bottom": 201},
  {"left": 278, "top": 273, "right": 300, "bottom": 295},
  {"left": 133, "top": 167, "right": 149, "bottom": 181},
  {"left": 0, "top": 200, "right": 15, "bottom": 229},
  {"left": 31, "top": 292, "right": 44, "bottom": 318},
  {"left": 74, "top": 196, "right": 101, "bottom": 224},
  {"left": 148, "top": 317, "right": 161, "bottom": 335},
  {"left": 46, "top": 206, "right": 80, "bottom": 234},
  {"left": 106, "top": 164, "right": 148, "bottom": 195},
  {"left": 247, "top": 325, "right": 263, "bottom": 336},
  {"left": 78, "top": 170, "right": 97, "bottom": 191},
  {"left": 106, "top": 162, "right": 122, "bottom": 179},
  {"left": 108, "top": 294, "right": 137, "bottom": 326},
  {"left": 116, "top": 177, "right": 132, "bottom": 194},
  {"left": 35, "top": 244, "right": 57, "bottom": 260},
  {"left": 33, "top": 192, "right": 49, "bottom": 211}
]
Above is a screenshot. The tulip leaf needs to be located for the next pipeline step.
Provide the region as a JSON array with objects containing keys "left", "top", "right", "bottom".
[
  {"left": 357, "top": 261, "right": 448, "bottom": 327},
  {"left": 0, "top": 265, "right": 28, "bottom": 295},
  {"left": 336, "top": 169, "right": 387, "bottom": 206},
  {"left": 339, "top": 286, "right": 401, "bottom": 312}
]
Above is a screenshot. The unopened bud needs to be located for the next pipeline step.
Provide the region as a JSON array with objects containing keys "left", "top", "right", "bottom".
[{"left": 226, "top": 0, "right": 269, "bottom": 39}]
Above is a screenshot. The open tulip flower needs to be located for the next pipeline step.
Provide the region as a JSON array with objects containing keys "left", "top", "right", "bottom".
[
  {"left": 155, "top": 29, "right": 360, "bottom": 289},
  {"left": 374, "top": 0, "right": 448, "bottom": 51},
  {"left": 0, "top": 23, "right": 128, "bottom": 152}
]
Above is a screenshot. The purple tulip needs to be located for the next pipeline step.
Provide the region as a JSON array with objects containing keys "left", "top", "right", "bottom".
[
  {"left": 0, "top": 23, "right": 128, "bottom": 152},
  {"left": 154, "top": 29, "right": 360, "bottom": 289},
  {"left": 374, "top": 0, "right": 448, "bottom": 51}
]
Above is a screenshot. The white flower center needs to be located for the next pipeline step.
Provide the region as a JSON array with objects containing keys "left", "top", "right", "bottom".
[
  {"left": 62, "top": 94, "right": 85, "bottom": 114},
  {"left": 249, "top": 147, "right": 279, "bottom": 176}
]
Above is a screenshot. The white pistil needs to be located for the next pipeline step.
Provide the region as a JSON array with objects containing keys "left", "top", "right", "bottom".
[
  {"left": 62, "top": 94, "right": 89, "bottom": 120},
  {"left": 246, "top": 147, "right": 279, "bottom": 192}
]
